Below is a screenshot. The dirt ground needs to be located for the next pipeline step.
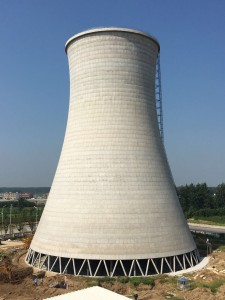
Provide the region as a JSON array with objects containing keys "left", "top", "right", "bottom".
[{"left": 1, "top": 240, "right": 225, "bottom": 300}]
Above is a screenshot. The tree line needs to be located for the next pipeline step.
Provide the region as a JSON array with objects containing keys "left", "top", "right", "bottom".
[
  {"left": 0, "top": 187, "right": 50, "bottom": 194},
  {"left": 177, "top": 183, "right": 225, "bottom": 220},
  {"left": 0, "top": 198, "right": 36, "bottom": 209},
  {"left": 0, "top": 199, "right": 43, "bottom": 231}
]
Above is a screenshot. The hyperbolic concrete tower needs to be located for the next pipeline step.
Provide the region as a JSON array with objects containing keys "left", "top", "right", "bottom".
[{"left": 26, "top": 28, "right": 200, "bottom": 276}]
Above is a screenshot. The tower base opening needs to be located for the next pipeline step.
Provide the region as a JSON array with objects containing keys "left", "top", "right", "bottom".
[{"left": 26, "top": 248, "right": 200, "bottom": 277}]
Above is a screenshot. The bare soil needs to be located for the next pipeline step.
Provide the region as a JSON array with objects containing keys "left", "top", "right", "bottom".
[{"left": 1, "top": 240, "right": 225, "bottom": 300}]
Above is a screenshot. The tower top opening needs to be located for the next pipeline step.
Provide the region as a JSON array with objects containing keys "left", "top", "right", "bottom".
[{"left": 65, "top": 27, "right": 160, "bottom": 53}]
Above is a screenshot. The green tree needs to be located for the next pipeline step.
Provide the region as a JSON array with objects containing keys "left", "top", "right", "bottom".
[
  {"left": 192, "top": 183, "right": 213, "bottom": 210},
  {"left": 177, "top": 183, "right": 213, "bottom": 217},
  {"left": 214, "top": 183, "right": 225, "bottom": 208},
  {"left": 177, "top": 184, "right": 193, "bottom": 212}
]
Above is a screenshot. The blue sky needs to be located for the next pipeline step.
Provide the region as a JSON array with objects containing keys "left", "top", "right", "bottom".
[{"left": 0, "top": 0, "right": 224, "bottom": 187}]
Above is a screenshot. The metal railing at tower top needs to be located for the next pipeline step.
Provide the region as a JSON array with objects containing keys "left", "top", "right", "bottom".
[{"left": 155, "top": 54, "right": 164, "bottom": 144}]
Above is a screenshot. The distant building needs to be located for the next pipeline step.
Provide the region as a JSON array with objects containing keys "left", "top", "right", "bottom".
[
  {"left": 33, "top": 193, "right": 49, "bottom": 199},
  {"left": 28, "top": 198, "right": 47, "bottom": 206},
  {"left": 1, "top": 192, "right": 19, "bottom": 200},
  {"left": 20, "top": 193, "right": 33, "bottom": 199}
]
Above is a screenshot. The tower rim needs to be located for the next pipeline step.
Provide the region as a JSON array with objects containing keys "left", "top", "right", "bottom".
[{"left": 65, "top": 27, "right": 160, "bottom": 53}]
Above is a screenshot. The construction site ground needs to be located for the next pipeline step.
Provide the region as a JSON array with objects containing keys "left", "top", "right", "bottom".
[{"left": 1, "top": 235, "right": 225, "bottom": 300}]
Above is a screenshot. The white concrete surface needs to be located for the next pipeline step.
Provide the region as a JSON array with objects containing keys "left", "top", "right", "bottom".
[
  {"left": 168, "top": 256, "right": 210, "bottom": 276},
  {"left": 30, "top": 28, "right": 197, "bottom": 262},
  {"left": 44, "top": 286, "right": 130, "bottom": 300}
]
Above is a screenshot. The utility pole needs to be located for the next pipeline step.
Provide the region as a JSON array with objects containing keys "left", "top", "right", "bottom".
[
  {"left": 9, "top": 204, "right": 13, "bottom": 235},
  {"left": 34, "top": 206, "right": 38, "bottom": 231},
  {"left": 1, "top": 208, "right": 4, "bottom": 235}
]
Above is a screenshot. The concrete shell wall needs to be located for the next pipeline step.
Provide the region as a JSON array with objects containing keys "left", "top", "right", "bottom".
[{"left": 30, "top": 28, "right": 196, "bottom": 260}]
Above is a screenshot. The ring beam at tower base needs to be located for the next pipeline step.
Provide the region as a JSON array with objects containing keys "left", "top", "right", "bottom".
[{"left": 26, "top": 248, "right": 200, "bottom": 277}]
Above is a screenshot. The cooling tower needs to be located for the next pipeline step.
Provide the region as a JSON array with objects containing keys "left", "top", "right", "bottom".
[{"left": 26, "top": 28, "right": 200, "bottom": 276}]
